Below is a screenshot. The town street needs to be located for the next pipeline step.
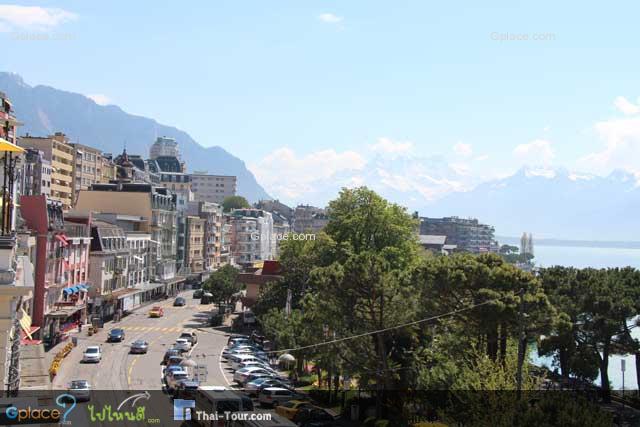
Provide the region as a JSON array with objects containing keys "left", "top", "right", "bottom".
[{"left": 52, "top": 290, "right": 234, "bottom": 391}]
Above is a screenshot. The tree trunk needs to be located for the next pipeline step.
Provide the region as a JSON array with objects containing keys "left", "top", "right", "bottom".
[
  {"left": 559, "top": 349, "right": 569, "bottom": 379},
  {"left": 487, "top": 328, "right": 498, "bottom": 361},
  {"left": 499, "top": 323, "right": 508, "bottom": 365},
  {"left": 599, "top": 344, "right": 611, "bottom": 403},
  {"left": 636, "top": 351, "right": 640, "bottom": 399}
]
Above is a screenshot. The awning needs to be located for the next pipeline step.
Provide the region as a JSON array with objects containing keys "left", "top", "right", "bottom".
[
  {"left": 18, "top": 308, "right": 38, "bottom": 340},
  {"left": 55, "top": 234, "right": 68, "bottom": 246},
  {"left": 0, "top": 137, "right": 25, "bottom": 153},
  {"left": 62, "top": 286, "right": 80, "bottom": 295},
  {"left": 78, "top": 284, "right": 89, "bottom": 292},
  {"left": 46, "top": 306, "right": 84, "bottom": 318}
]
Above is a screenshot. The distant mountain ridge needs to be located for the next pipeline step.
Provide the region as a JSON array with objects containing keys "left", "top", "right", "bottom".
[
  {"left": 0, "top": 72, "right": 271, "bottom": 202},
  {"left": 425, "top": 166, "right": 640, "bottom": 241}
]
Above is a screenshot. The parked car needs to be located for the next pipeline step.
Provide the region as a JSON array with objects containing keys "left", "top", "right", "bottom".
[
  {"left": 193, "top": 289, "right": 203, "bottom": 299},
  {"left": 165, "top": 370, "right": 189, "bottom": 392},
  {"left": 275, "top": 400, "right": 316, "bottom": 420},
  {"left": 258, "top": 387, "right": 298, "bottom": 407},
  {"left": 179, "top": 331, "right": 198, "bottom": 345},
  {"left": 234, "top": 367, "right": 277, "bottom": 384},
  {"left": 174, "top": 338, "right": 192, "bottom": 352},
  {"left": 230, "top": 354, "right": 267, "bottom": 370},
  {"left": 82, "top": 346, "right": 102, "bottom": 363},
  {"left": 235, "top": 359, "right": 272, "bottom": 372},
  {"left": 148, "top": 306, "right": 164, "bottom": 317},
  {"left": 256, "top": 380, "right": 294, "bottom": 396},
  {"left": 164, "top": 365, "right": 184, "bottom": 379},
  {"left": 293, "top": 407, "right": 336, "bottom": 427},
  {"left": 228, "top": 336, "right": 251, "bottom": 346},
  {"left": 245, "top": 377, "right": 292, "bottom": 396},
  {"left": 162, "top": 349, "right": 181, "bottom": 365},
  {"left": 130, "top": 339, "right": 149, "bottom": 354},
  {"left": 174, "top": 297, "right": 186, "bottom": 307},
  {"left": 67, "top": 380, "right": 91, "bottom": 402},
  {"left": 107, "top": 328, "right": 125, "bottom": 342}
]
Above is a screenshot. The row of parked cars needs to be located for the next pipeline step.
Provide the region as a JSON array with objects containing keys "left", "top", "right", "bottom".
[
  {"left": 223, "top": 335, "right": 337, "bottom": 426},
  {"left": 161, "top": 331, "right": 199, "bottom": 394}
]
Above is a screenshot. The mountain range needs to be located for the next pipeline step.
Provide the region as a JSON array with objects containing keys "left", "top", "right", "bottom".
[
  {"left": 425, "top": 167, "right": 640, "bottom": 241},
  {"left": 0, "top": 72, "right": 270, "bottom": 202}
]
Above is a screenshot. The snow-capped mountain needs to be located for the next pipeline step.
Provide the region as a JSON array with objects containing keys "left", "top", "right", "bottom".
[{"left": 424, "top": 167, "right": 640, "bottom": 240}]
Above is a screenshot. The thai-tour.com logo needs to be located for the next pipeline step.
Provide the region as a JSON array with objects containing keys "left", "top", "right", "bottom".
[{"left": 173, "top": 399, "right": 273, "bottom": 422}]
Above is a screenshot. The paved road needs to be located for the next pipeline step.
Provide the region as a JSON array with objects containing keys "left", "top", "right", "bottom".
[{"left": 53, "top": 289, "right": 234, "bottom": 391}]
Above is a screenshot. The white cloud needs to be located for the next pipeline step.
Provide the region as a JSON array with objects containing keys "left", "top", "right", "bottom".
[
  {"left": 453, "top": 142, "right": 473, "bottom": 157},
  {"left": 0, "top": 5, "right": 77, "bottom": 32},
  {"left": 318, "top": 13, "right": 343, "bottom": 24},
  {"left": 87, "top": 94, "right": 111, "bottom": 106},
  {"left": 370, "top": 137, "right": 414, "bottom": 155},
  {"left": 578, "top": 116, "right": 640, "bottom": 174},
  {"left": 475, "top": 154, "right": 490, "bottom": 161},
  {"left": 513, "top": 139, "right": 555, "bottom": 165},
  {"left": 614, "top": 96, "right": 640, "bottom": 115},
  {"left": 448, "top": 162, "right": 471, "bottom": 176},
  {"left": 249, "top": 147, "right": 366, "bottom": 200}
]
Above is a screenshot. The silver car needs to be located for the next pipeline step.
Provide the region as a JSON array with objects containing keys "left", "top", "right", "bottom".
[
  {"left": 67, "top": 380, "right": 91, "bottom": 401},
  {"left": 130, "top": 340, "right": 149, "bottom": 354},
  {"left": 82, "top": 346, "right": 102, "bottom": 363}
]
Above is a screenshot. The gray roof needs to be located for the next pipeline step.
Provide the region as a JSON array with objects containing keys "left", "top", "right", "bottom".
[{"left": 419, "top": 235, "right": 447, "bottom": 245}]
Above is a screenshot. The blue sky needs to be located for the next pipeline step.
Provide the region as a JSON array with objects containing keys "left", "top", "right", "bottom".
[{"left": 2, "top": 1, "right": 640, "bottom": 205}]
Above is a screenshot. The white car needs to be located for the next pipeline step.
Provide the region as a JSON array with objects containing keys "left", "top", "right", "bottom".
[
  {"left": 166, "top": 370, "right": 189, "bottom": 391},
  {"left": 258, "top": 387, "right": 297, "bottom": 407},
  {"left": 233, "top": 367, "right": 274, "bottom": 384},
  {"left": 67, "top": 380, "right": 91, "bottom": 401},
  {"left": 234, "top": 359, "right": 272, "bottom": 372},
  {"left": 231, "top": 354, "right": 266, "bottom": 370},
  {"left": 174, "top": 338, "right": 192, "bottom": 352},
  {"left": 82, "top": 346, "right": 102, "bottom": 363}
]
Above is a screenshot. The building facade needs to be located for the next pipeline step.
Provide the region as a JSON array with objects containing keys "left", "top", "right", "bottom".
[
  {"left": 149, "top": 136, "right": 179, "bottom": 160},
  {"left": 228, "top": 209, "right": 274, "bottom": 265},
  {"left": 71, "top": 143, "right": 104, "bottom": 205},
  {"left": 185, "top": 216, "right": 205, "bottom": 275},
  {"left": 19, "top": 133, "right": 74, "bottom": 210},
  {"left": 186, "top": 201, "right": 223, "bottom": 271},
  {"left": 19, "top": 148, "right": 52, "bottom": 197},
  {"left": 419, "top": 216, "right": 499, "bottom": 254},
  {"left": 292, "top": 205, "right": 328, "bottom": 234},
  {"left": 190, "top": 173, "right": 237, "bottom": 204}
]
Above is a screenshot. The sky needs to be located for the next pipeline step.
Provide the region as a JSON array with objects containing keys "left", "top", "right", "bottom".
[{"left": 2, "top": 1, "right": 640, "bottom": 206}]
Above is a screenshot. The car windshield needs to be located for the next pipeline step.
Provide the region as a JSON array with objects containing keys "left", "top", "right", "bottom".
[
  {"left": 85, "top": 348, "right": 99, "bottom": 354},
  {"left": 133, "top": 340, "right": 146, "bottom": 345},
  {"left": 173, "top": 373, "right": 188, "bottom": 379},
  {"left": 110, "top": 329, "right": 123, "bottom": 334}
]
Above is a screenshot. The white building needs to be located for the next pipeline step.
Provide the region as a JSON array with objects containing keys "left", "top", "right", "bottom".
[
  {"left": 149, "top": 136, "right": 179, "bottom": 160},
  {"left": 228, "top": 209, "right": 274, "bottom": 265},
  {"left": 190, "top": 173, "right": 237, "bottom": 204}
]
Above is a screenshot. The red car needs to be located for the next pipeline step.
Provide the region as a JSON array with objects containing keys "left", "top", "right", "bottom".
[{"left": 148, "top": 306, "right": 164, "bottom": 318}]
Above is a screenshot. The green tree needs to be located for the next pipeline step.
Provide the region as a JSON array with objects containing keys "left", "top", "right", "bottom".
[
  {"left": 222, "top": 195, "right": 250, "bottom": 212},
  {"left": 204, "top": 264, "right": 241, "bottom": 305}
]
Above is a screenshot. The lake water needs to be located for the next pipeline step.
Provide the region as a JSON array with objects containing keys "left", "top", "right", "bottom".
[{"left": 530, "top": 244, "right": 640, "bottom": 390}]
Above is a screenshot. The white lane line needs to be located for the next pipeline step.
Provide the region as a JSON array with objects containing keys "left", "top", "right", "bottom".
[{"left": 219, "top": 346, "right": 232, "bottom": 386}]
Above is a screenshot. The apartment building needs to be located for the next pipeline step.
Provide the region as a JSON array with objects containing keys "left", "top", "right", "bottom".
[
  {"left": 0, "top": 91, "right": 21, "bottom": 145},
  {"left": 19, "top": 133, "right": 74, "bottom": 210},
  {"left": 228, "top": 208, "right": 274, "bottom": 265},
  {"left": 100, "top": 154, "right": 117, "bottom": 183},
  {"left": 20, "top": 196, "right": 91, "bottom": 344},
  {"left": 71, "top": 143, "right": 104, "bottom": 204},
  {"left": 419, "top": 216, "right": 499, "bottom": 254},
  {"left": 19, "top": 148, "right": 52, "bottom": 197},
  {"left": 292, "top": 205, "right": 329, "bottom": 234},
  {"left": 75, "top": 182, "right": 183, "bottom": 294},
  {"left": 186, "top": 201, "right": 223, "bottom": 271},
  {"left": 190, "top": 173, "right": 237, "bottom": 204},
  {"left": 149, "top": 136, "right": 179, "bottom": 160},
  {"left": 185, "top": 216, "right": 205, "bottom": 274}
]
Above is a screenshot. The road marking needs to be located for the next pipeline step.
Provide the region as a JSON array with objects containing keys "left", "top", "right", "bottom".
[
  {"left": 218, "top": 346, "right": 232, "bottom": 386},
  {"left": 127, "top": 356, "right": 138, "bottom": 386}
]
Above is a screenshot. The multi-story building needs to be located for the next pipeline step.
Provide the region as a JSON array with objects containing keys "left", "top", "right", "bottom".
[
  {"left": 75, "top": 182, "right": 183, "bottom": 294},
  {"left": 149, "top": 136, "right": 179, "bottom": 160},
  {"left": 292, "top": 205, "right": 328, "bottom": 234},
  {"left": 100, "top": 154, "right": 117, "bottom": 183},
  {"left": 419, "top": 216, "right": 499, "bottom": 254},
  {"left": 271, "top": 212, "right": 291, "bottom": 256},
  {"left": 0, "top": 91, "right": 21, "bottom": 146},
  {"left": 184, "top": 216, "right": 205, "bottom": 275},
  {"left": 19, "top": 133, "right": 74, "bottom": 210},
  {"left": 87, "top": 220, "right": 129, "bottom": 321},
  {"left": 190, "top": 173, "right": 237, "bottom": 204},
  {"left": 229, "top": 209, "right": 274, "bottom": 265},
  {"left": 19, "top": 148, "right": 52, "bottom": 197},
  {"left": 255, "top": 199, "right": 294, "bottom": 223},
  {"left": 20, "top": 196, "right": 91, "bottom": 345},
  {"left": 71, "top": 143, "right": 104, "bottom": 204},
  {"left": 186, "top": 201, "right": 223, "bottom": 271}
]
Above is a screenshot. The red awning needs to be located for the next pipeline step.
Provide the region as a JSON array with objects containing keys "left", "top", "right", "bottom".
[{"left": 55, "top": 234, "right": 68, "bottom": 246}]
